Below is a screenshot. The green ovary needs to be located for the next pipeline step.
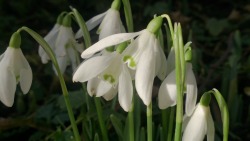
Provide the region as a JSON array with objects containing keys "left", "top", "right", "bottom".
[
  {"left": 103, "top": 74, "right": 115, "bottom": 84},
  {"left": 123, "top": 55, "right": 136, "bottom": 68}
]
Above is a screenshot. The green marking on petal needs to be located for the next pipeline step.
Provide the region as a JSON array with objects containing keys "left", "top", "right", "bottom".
[
  {"left": 103, "top": 74, "right": 115, "bottom": 84},
  {"left": 123, "top": 55, "right": 136, "bottom": 68}
]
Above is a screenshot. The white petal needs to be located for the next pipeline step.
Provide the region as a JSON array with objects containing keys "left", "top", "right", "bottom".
[
  {"left": 182, "top": 114, "right": 191, "bottom": 132},
  {"left": 0, "top": 67, "right": 16, "bottom": 107},
  {"left": 20, "top": 67, "right": 32, "bottom": 94},
  {"left": 206, "top": 108, "right": 215, "bottom": 141},
  {"left": 55, "top": 26, "right": 75, "bottom": 57},
  {"left": 166, "top": 47, "right": 175, "bottom": 76},
  {"left": 185, "top": 63, "right": 198, "bottom": 116},
  {"left": 73, "top": 55, "right": 113, "bottom": 82},
  {"left": 122, "top": 30, "right": 153, "bottom": 69},
  {"left": 75, "top": 11, "right": 107, "bottom": 38},
  {"left": 118, "top": 65, "right": 133, "bottom": 112},
  {"left": 38, "top": 24, "right": 60, "bottom": 63},
  {"left": 102, "top": 86, "right": 118, "bottom": 101},
  {"left": 98, "top": 9, "right": 125, "bottom": 40},
  {"left": 182, "top": 104, "right": 207, "bottom": 141},
  {"left": 0, "top": 53, "right": 4, "bottom": 61},
  {"left": 87, "top": 77, "right": 113, "bottom": 97},
  {"left": 53, "top": 56, "right": 68, "bottom": 75},
  {"left": 135, "top": 45, "right": 155, "bottom": 106},
  {"left": 81, "top": 30, "right": 145, "bottom": 58},
  {"left": 154, "top": 39, "right": 167, "bottom": 80},
  {"left": 99, "top": 53, "right": 122, "bottom": 85},
  {"left": 158, "top": 70, "right": 177, "bottom": 109}
]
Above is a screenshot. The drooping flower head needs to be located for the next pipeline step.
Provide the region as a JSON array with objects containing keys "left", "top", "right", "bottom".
[
  {"left": 38, "top": 12, "right": 65, "bottom": 64},
  {"left": 53, "top": 14, "right": 84, "bottom": 74},
  {"left": 75, "top": 0, "right": 125, "bottom": 40},
  {"left": 73, "top": 44, "right": 133, "bottom": 111},
  {"left": 0, "top": 32, "right": 32, "bottom": 107},
  {"left": 158, "top": 29, "right": 197, "bottom": 116},
  {"left": 182, "top": 93, "right": 215, "bottom": 141},
  {"left": 79, "top": 16, "right": 167, "bottom": 106}
]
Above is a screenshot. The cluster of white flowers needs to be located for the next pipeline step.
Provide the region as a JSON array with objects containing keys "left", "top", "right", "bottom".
[{"left": 0, "top": 0, "right": 217, "bottom": 140}]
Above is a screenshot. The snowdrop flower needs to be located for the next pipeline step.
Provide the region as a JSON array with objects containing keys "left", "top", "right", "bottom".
[
  {"left": 38, "top": 12, "right": 65, "bottom": 64},
  {"left": 75, "top": 0, "right": 125, "bottom": 40},
  {"left": 53, "top": 14, "right": 83, "bottom": 74},
  {"left": 73, "top": 50, "right": 133, "bottom": 112},
  {"left": 0, "top": 32, "right": 32, "bottom": 107},
  {"left": 158, "top": 62, "right": 197, "bottom": 116},
  {"left": 182, "top": 94, "right": 214, "bottom": 141},
  {"left": 80, "top": 16, "right": 167, "bottom": 106}
]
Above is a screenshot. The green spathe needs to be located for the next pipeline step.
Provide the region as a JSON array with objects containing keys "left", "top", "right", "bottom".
[
  {"left": 9, "top": 32, "right": 21, "bottom": 48},
  {"left": 57, "top": 11, "right": 67, "bottom": 25},
  {"left": 111, "top": 0, "right": 121, "bottom": 10},
  {"left": 146, "top": 16, "right": 163, "bottom": 34},
  {"left": 200, "top": 93, "right": 211, "bottom": 107},
  {"left": 62, "top": 14, "right": 72, "bottom": 27}
]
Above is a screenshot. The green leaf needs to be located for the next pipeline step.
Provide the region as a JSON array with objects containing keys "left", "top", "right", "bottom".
[
  {"left": 57, "top": 90, "right": 85, "bottom": 110},
  {"left": 110, "top": 114, "right": 124, "bottom": 139},
  {"left": 206, "top": 18, "right": 229, "bottom": 36}
]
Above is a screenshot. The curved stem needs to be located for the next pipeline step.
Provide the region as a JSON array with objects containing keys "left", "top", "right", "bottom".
[
  {"left": 211, "top": 89, "right": 229, "bottom": 141},
  {"left": 122, "top": 0, "right": 134, "bottom": 32},
  {"left": 19, "top": 26, "right": 81, "bottom": 141},
  {"left": 70, "top": 7, "right": 92, "bottom": 48}
]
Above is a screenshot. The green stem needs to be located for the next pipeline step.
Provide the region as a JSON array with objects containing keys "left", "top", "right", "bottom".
[
  {"left": 161, "top": 109, "right": 168, "bottom": 141},
  {"left": 128, "top": 106, "right": 134, "bottom": 141},
  {"left": 121, "top": 0, "right": 134, "bottom": 32},
  {"left": 211, "top": 89, "right": 229, "bottom": 141},
  {"left": 173, "top": 23, "right": 184, "bottom": 141},
  {"left": 147, "top": 103, "right": 152, "bottom": 141},
  {"left": 70, "top": 7, "right": 92, "bottom": 48},
  {"left": 94, "top": 97, "right": 109, "bottom": 141},
  {"left": 19, "top": 26, "right": 81, "bottom": 141},
  {"left": 167, "top": 107, "right": 175, "bottom": 141}
]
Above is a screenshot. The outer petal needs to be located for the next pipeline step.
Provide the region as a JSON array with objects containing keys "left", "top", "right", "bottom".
[
  {"left": 81, "top": 30, "right": 145, "bottom": 58},
  {"left": 75, "top": 11, "right": 107, "bottom": 38},
  {"left": 158, "top": 70, "right": 177, "bottom": 109},
  {"left": 73, "top": 55, "right": 113, "bottom": 82},
  {"left": 0, "top": 67, "right": 16, "bottom": 107},
  {"left": 38, "top": 24, "right": 60, "bottom": 64},
  {"left": 206, "top": 108, "right": 215, "bottom": 141},
  {"left": 185, "top": 63, "right": 198, "bottom": 116},
  {"left": 53, "top": 56, "right": 68, "bottom": 75},
  {"left": 154, "top": 39, "right": 167, "bottom": 80},
  {"left": 98, "top": 9, "right": 125, "bottom": 40},
  {"left": 118, "top": 65, "right": 133, "bottom": 112},
  {"left": 135, "top": 44, "right": 155, "bottom": 106},
  {"left": 55, "top": 26, "right": 74, "bottom": 57},
  {"left": 182, "top": 104, "right": 207, "bottom": 141},
  {"left": 20, "top": 68, "right": 32, "bottom": 94}
]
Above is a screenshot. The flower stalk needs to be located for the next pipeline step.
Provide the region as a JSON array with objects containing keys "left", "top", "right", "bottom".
[{"left": 17, "top": 26, "right": 81, "bottom": 141}]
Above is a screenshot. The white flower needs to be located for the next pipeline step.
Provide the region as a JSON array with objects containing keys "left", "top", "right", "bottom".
[
  {"left": 79, "top": 28, "right": 167, "bottom": 106},
  {"left": 158, "top": 62, "right": 197, "bottom": 116},
  {"left": 0, "top": 47, "right": 32, "bottom": 107},
  {"left": 38, "top": 23, "right": 60, "bottom": 64},
  {"left": 182, "top": 103, "right": 215, "bottom": 141},
  {"left": 53, "top": 25, "right": 83, "bottom": 74},
  {"left": 75, "top": 8, "right": 125, "bottom": 40},
  {"left": 73, "top": 51, "right": 133, "bottom": 112}
]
